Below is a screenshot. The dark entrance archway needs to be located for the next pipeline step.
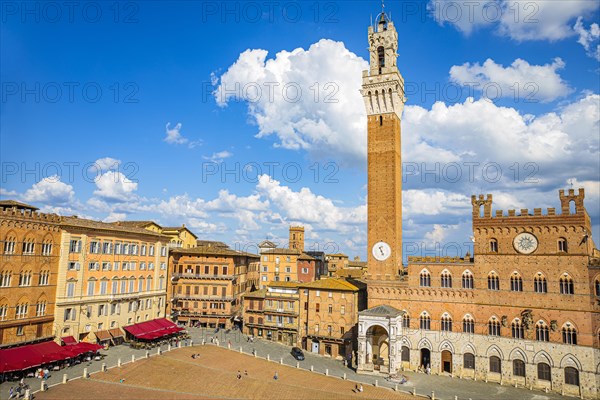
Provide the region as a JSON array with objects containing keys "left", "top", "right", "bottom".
[{"left": 420, "top": 348, "right": 431, "bottom": 368}]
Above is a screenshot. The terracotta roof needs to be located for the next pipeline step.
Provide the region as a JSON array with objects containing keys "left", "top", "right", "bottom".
[
  {"left": 111, "top": 220, "right": 160, "bottom": 228},
  {"left": 61, "top": 217, "right": 169, "bottom": 238},
  {"left": 300, "top": 278, "right": 358, "bottom": 291},
  {"left": 196, "top": 240, "right": 228, "bottom": 248},
  {"left": 348, "top": 261, "right": 367, "bottom": 268},
  {"left": 327, "top": 253, "right": 348, "bottom": 258},
  {"left": 172, "top": 245, "right": 258, "bottom": 258},
  {"left": 243, "top": 289, "right": 267, "bottom": 299},
  {"left": 261, "top": 248, "right": 301, "bottom": 255},
  {"left": 335, "top": 269, "right": 365, "bottom": 278},
  {"left": 298, "top": 253, "right": 316, "bottom": 261},
  {"left": 0, "top": 200, "right": 39, "bottom": 211},
  {"left": 267, "top": 281, "right": 301, "bottom": 289}
]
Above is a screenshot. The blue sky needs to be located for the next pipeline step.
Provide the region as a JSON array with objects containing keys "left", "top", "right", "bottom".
[{"left": 1, "top": 0, "right": 599, "bottom": 260}]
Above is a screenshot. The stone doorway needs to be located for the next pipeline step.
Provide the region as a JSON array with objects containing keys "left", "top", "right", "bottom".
[{"left": 441, "top": 350, "right": 452, "bottom": 373}]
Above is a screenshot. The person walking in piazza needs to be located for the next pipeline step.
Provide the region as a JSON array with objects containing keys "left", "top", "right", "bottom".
[{"left": 273, "top": 371, "right": 278, "bottom": 380}]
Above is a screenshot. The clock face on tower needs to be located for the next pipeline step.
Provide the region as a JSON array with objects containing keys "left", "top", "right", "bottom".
[
  {"left": 372, "top": 241, "right": 391, "bottom": 261},
  {"left": 513, "top": 232, "right": 538, "bottom": 254}
]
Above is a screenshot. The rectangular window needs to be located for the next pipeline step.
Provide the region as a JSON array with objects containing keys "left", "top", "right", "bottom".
[
  {"left": 66, "top": 282, "right": 75, "bottom": 297},
  {"left": 148, "top": 262, "right": 154, "bottom": 270},
  {"left": 114, "top": 243, "right": 122, "bottom": 255},
  {"left": 90, "top": 241, "right": 99, "bottom": 254},
  {"left": 100, "top": 281, "right": 107, "bottom": 295},
  {"left": 114, "top": 262, "right": 120, "bottom": 271},
  {"left": 149, "top": 245, "right": 155, "bottom": 256},
  {"left": 340, "top": 305, "right": 345, "bottom": 315},
  {"left": 141, "top": 245, "right": 147, "bottom": 256},
  {"left": 69, "top": 239, "right": 81, "bottom": 253},
  {"left": 87, "top": 281, "right": 95, "bottom": 296},
  {"left": 112, "top": 281, "right": 119, "bottom": 294},
  {"left": 102, "top": 242, "right": 112, "bottom": 254}
]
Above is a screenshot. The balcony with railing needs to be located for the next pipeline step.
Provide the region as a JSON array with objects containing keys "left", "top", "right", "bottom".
[
  {"left": 172, "top": 272, "right": 236, "bottom": 281},
  {"left": 172, "top": 294, "right": 235, "bottom": 303}
]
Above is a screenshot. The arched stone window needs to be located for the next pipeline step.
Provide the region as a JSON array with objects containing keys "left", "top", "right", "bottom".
[
  {"left": 559, "top": 274, "right": 574, "bottom": 295},
  {"left": 402, "top": 313, "right": 410, "bottom": 328},
  {"left": 489, "top": 356, "right": 501, "bottom": 373},
  {"left": 488, "top": 317, "right": 501, "bottom": 336},
  {"left": 487, "top": 272, "right": 499, "bottom": 291},
  {"left": 510, "top": 272, "right": 523, "bottom": 292},
  {"left": 419, "top": 312, "right": 431, "bottom": 330},
  {"left": 564, "top": 367, "right": 579, "bottom": 386},
  {"left": 440, "top": 313, "right": 452, "bottom": 332},
  {"left": 558, "top": 237, "right": 568, "bottom": 253},
  {"left": 462, "top": 315, "right": 475, "bottom": 334},
  {"left": 462, "top": 271, "right": 474, "bottom": 289},
  {"left": 511, "top": 319, "right": 524, "bottom": 339},
  {"left": 401, "top": 346, "right": 410, "bottom": 362},
  {"left": 534, "top": 273, "right": 547, "bottom": 293},
  {"left": 562, "top": 323, "right": 577, "bottom": 345},
  {"left": 537, "top": 363, "right": 551, "bottom": 381},
  {"left": 513, "top": 359, "right": 526, "bottom": 377},
  {"left": 419, "top": 270, "right": 431, "bottom": 287},
  {"left": 489, "top": 238, "right": 498, "bottom": 253},
  {"left": 440, "top": 270, "right": 452, "bottom": 288},
  {"left": 463, "top": 353, "right": 475, "bottom": 369},
  {"left": 535, "top": 320, "right": 549, "bottom": 342}
]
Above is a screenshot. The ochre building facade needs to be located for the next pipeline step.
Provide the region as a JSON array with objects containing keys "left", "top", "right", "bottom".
[{"left": 0, "top": 201, "right": 61, "bottom": 347}]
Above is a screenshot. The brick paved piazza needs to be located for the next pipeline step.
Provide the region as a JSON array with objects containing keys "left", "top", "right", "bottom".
[{"left": 34, "top": 346, "right": 412, "bottom": 400}]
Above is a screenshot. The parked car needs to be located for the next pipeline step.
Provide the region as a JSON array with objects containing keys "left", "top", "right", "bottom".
[{"left": 291, "top": 347, "right": 305, "bottom": 361}]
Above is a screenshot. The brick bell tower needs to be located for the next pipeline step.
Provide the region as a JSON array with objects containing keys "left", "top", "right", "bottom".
[{"left": 361, "top": 8, "right": 405, "bottom": 282}]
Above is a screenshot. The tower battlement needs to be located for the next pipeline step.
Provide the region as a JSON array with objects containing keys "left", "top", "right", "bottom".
[
  {"left": 0, "top": 205, "right": 62, "bottom": 223},
  {"left": 471, "top": 189, "right": 590, "bottom": 223}
]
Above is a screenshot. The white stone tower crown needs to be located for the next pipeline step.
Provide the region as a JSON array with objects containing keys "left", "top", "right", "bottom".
[{"left": 360, "top": 12, "right": 406, "bottom": 119}]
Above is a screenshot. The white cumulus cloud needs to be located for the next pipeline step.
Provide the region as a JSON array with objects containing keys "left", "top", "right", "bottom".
[
  {"left": 449, "top": 58, "right": 572, "bottom": 102},
  {"left": 428, "top": 0, "right": 599, "bottom": 41},
  {"left": 574, "top": 17, "right": 600, "bottom": 61},
  {"left": 93, "top": 171, "right": 138, "bottom": 202},
  {"left": 22, "top": 175, "right": 76, "bottom": 205},
  {"left": 214, "top": 39, "right": 369, "bottom": 166}
]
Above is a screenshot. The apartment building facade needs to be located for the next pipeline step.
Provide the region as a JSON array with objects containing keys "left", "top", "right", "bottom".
[
  {"left": 168, "top": 245, "right": 259, "bottom": 329},
  {"left": 54, "top": 217, "right": 170, "bottom": 343},
  {"left": 0, "top": 201, "right": 61, "bottom": 347}
]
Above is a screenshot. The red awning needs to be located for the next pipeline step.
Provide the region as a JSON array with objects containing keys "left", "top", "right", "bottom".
[
  {"left": 124, "top": 318, "right": 181, "bottom": 340},
  {"left": 61, "top": 336, "right": 77, "bottom": 346},
  {"left": 0, "top": 341, "right": 68, "bottom": 373},
  {"left": 61, "top": 342, "right": 103, "bottom": 359}
]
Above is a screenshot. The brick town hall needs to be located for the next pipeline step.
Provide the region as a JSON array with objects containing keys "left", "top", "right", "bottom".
[{"left": 356, "top": 9, "right": 600, "bottom": 399}]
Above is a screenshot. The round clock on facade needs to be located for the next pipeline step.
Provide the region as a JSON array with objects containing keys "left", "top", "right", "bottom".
[
  {"left": 372, "top": 241, "right": 391, "bottom": 261},
  {"left": 513, "top": 232, "right": 538, "bottom": 254}
]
